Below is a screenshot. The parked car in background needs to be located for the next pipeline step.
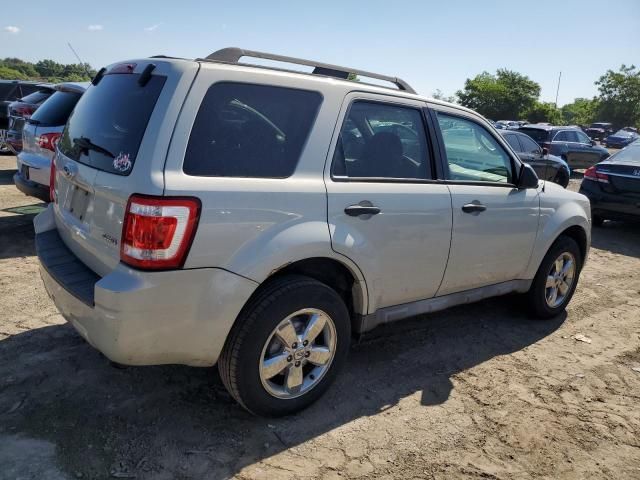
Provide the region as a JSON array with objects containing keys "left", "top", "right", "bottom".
[
  {"left": 605, "top": 129, "right": 639, "bottom": 149},
  {"left": 579, "top": 139, "right": 640, "bottom": 226},
  {"left": 622, "top": 127, "right": 638, "bottom": 133},
  {"left": 585, "top": 122, "right": 613, "bottom": 142},
  {"left": 36, "top": 47, "right": 591, "bottom": 417},
  {"left": 14, "top": 82, "right": 88, "bottom": 202},
  {"left": 0, "top": 80, "right": 43, "bottom": 154},
  {"left": 517, "top": 124, "right": 609, "bottom": 169},
  {"left": 500, "top": 130, "right": 571, "bottom": 187},
  {"left": 5, "top": 84, "right": 56, "bottom": 154},
  {"left": 496, "top": 120, "right": 520, "bottom": 130}
]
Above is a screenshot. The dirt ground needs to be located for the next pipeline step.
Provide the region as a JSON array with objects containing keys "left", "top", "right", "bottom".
[{"left": 0, "top": 154, "right": 639, "bottom": 480}]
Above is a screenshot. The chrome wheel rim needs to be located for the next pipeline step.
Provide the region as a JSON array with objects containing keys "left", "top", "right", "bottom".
[
  {"left": 259, "top": 308, "right": 337, "bottom": 399},
  {"left": 545, "top": 252, "right": 576, "bottom": 308}
]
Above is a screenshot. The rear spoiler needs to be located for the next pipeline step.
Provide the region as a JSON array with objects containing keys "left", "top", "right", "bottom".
[{"left": 52, "top": 82, "right": 90, "bottom": 94}]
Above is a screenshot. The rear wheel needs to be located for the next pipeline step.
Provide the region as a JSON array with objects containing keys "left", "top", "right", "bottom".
[
  {"left": 526, "top": 236, "right": 582, "bottom": 319},
  {"left": 218, "top": 275, "right": 351, "bottom": 417}
]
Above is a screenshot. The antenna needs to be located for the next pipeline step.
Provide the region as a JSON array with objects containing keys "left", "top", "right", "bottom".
[
  {"left": 554, "top": 71, "right": 562, "bottom": 108},
  {"left": 67, "top": 42, "right": 92, "bottom": 79}
]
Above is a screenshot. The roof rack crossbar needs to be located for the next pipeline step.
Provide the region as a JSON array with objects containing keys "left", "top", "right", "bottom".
[{"left": 202, "top": 47, "right": 416, "bottom": 94}]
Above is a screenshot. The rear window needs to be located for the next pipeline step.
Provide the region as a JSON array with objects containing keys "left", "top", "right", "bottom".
[
  {"left": 0, "top": 83, "right": 17, "bottom": 100},
  {"left": 518, "top": 128, "right": 549, "bottom": 143},
  {"left": 20, "top": 89, "right": 53, "bottom": 104},
  {"left": 30, "top": 91, "right": 82, "bottom": 126},
  {"left": 183, "top": 83, "right": 322, "bottom": 178},
  {"left": 58, "top": 73, "right": 166, "bottom": 175}
]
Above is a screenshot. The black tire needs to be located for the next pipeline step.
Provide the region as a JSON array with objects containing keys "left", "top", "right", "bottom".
[
  {"left": 554, "top": 169, "right": 570, "bottom": 188},
  {"left": 218, "top": 275, "right": 351, "bottom": 417},
  {"left": 592, "top": 215, "right": 605, "bottom": 227},
  {"left": 526, "top": 235, "right": 582, "bottom": 319}
]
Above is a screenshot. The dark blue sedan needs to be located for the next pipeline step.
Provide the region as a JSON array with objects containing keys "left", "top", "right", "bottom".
[{"left": 605, "top": 129, "right": 639, "bottom": 149}]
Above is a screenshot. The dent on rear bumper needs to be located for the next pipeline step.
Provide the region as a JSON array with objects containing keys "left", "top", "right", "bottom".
[{"left": 36, "top": 208, "right": 259, "bottom": 367}]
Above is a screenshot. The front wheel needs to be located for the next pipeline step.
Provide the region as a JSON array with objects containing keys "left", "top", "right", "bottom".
[
  {"left": 218, "top": 275, "right": 351, "bottom": 417},
  {"left": 526, "top": 236, "right": 582, "bottom": 319},
  {"left": 554, "top": 169, "right": 570, "bottom": 188}
]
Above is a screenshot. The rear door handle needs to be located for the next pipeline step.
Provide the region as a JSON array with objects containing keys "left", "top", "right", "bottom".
[
  {"left": 462, "top": 203, "right": 487, "bottom": 214},
  {"left": 344, "top": 204, "right": 381, "bottom": 217}
]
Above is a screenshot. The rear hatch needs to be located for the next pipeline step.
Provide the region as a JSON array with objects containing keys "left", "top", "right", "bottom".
[{"left": 52, "top": 59, "right": 199, "bottom": 276}]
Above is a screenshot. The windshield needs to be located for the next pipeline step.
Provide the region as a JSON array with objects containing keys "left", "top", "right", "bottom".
[{"left": 58, "top": 73, "right": 166, "bottom": 175}]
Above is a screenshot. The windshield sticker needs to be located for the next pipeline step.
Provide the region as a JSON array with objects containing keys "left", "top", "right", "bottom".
[{"left": 113, "top": 152, "right": 132, "bottom": 172}]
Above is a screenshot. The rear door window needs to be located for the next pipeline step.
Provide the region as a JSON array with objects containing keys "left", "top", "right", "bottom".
[
  {"left": 184, "top": 83, "right": 322, "bottom": 178},
  {"left": 0, "top": 83, "right": 17, "bottom": 100},
  {"left": 58, "top": 73, "right": 166, "bottom": 175},
  {"left": 30, "top": 91, "right": 82, "bottom": 126},
  {"left": 331, "top": 101, "right": 431, "bottom": 180}
]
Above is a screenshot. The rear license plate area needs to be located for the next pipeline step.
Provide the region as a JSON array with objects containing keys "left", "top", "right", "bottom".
[{"left": 67, "top": 185, "right": 90, "bottom": 221}]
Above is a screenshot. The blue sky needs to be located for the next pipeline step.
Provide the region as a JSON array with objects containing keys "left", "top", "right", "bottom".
[{"left": 2, "top": 0, "right": 639, "bottom": 106}]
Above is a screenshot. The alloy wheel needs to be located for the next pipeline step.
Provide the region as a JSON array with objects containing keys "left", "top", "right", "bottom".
[
  {"left": 545, "top": 252, "right": 576, "bottom": 308},
  {"left": 259, "top": 308, "right": 337, "bottom": 399}
]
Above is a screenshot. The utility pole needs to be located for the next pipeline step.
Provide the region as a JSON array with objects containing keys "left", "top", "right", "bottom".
[{"left": 554, "top": 71, "right": 562, "bottom": 108}]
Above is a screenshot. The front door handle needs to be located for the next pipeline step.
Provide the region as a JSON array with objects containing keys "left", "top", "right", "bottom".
[
  {"left": 462, "top": 203, "right": 487, "bottom": 214},
  {"left": 344, "top": 204, "right": 381, "bottom": 217}
]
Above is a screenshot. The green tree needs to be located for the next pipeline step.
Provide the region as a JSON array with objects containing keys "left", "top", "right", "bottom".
[
  {"left": 431, "top": 89, "right": 457, "bottom": 103},
  {"left": 457, "top": 69, "right": 540, "bottom": 120},
  {"left": 561, "top": 98, "right": 599, "bottom": 126},
  {"left": 594, "top": 64, "right": 640, "bottom": 128},
  {"left": 0, "top": 65, "right": 28, "bottom": 80},
  {"left": 526, "top": 101, "right": 563, "bottom": 124},
  {"left": 35, "top": 59, "right": 65, "bottom": 78}
]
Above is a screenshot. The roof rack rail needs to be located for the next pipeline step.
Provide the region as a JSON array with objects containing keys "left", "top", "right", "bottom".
[{"left": 201, "top": 47, "right": 416, "bottom": 94}]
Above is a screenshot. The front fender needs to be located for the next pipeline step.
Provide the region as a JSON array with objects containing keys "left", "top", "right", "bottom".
[{"left": 524, "top": 197, "right": 591, "bottom": 279}]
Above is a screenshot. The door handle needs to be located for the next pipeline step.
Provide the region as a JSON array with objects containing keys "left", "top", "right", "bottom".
[
  {"left": 344, "top": 204, "right": 381, "bottom": 217},
  {"left": 461, "top": 203, "right": 487, "bottom": 214}
]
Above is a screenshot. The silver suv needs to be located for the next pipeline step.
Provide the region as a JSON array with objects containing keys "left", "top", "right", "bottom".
[{"left": 35, "top": 48, "right": 591, "bottom": 416}]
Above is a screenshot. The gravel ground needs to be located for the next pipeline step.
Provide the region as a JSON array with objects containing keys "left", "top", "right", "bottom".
[{"left": 0, "top": 154, "right": 639, "bottom": 480}]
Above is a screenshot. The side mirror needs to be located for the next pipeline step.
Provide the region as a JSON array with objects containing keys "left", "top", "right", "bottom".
[
  {"left": 518, "top": 163, "right": 539, "bottom": 189},
  {"left": 589, "top": 139, "right": 595, "bottom": 146},
  {"left": 541, "top": 147, "right": 548, "bottom": 156}
]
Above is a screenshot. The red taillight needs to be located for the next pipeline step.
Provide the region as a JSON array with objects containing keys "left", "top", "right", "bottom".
[
  {"left": 38, "top": 132, "right": 61, "bottom": 152},
  {"left": 49, "top": 154, "right": 56, "bottom": 203},
  {"left": 14, "top": 105, "right": 35, "bottom": 118},
  {"left": 120, "top": 195, "right": 201, "bottom": 270},
  {"left": 584, "top": 166, "right": 609, "bottom": 184},
  {"left": 108, "top": 63, "right": 137, "bottom": 74}
]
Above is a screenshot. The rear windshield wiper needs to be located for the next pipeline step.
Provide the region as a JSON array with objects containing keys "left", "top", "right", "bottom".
[{"left": 73, "top": 136, "right": 115, "bottom": 158}]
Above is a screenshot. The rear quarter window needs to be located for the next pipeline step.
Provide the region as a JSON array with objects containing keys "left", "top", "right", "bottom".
[{"left": 183, "top": 83, "right": 322, "bottom": 178}]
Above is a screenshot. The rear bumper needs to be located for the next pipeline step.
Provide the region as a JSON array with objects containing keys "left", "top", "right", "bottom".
[
  {"left": 579, "top": 182, "right": 640, "bottom": 221},
  {"left": 13, "top": 171, "right": 50, "bottom": 202},
  {"left": 35, "top": 204, "right": 258, "bottom": 366}
]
